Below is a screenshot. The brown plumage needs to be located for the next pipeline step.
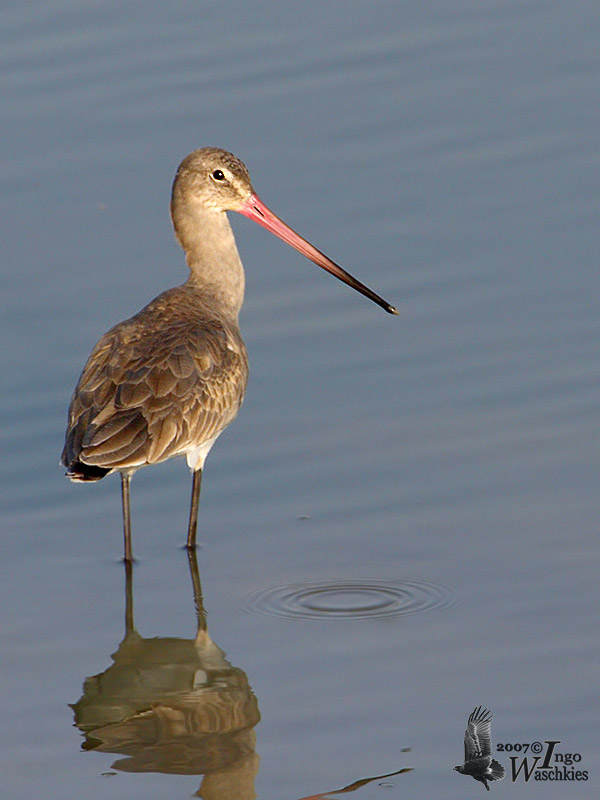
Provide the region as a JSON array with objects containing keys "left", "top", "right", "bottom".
[
  {"left": 62, "top": 147, "right": 396, "bottom": 561},
  {"left": 63, "top": 287, "right": 247, "bottom": 476}
]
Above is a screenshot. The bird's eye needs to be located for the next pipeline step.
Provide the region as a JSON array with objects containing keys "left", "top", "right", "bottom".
[{"left": 212, "top": 169, "right": 225, "bottom": 181}]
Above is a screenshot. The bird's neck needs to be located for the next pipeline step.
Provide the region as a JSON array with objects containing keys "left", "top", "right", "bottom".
[{"left": 172, "top": 201, "right": 245, "bottom": 319}]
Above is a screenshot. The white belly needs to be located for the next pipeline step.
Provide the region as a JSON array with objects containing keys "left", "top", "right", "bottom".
[{"left": 185, "top": 434, "right": 220, "bottom": 471}]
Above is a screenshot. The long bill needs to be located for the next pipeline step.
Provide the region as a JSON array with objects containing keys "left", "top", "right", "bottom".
[{"left": 238, "top": 193, "right": 398, "bottom": 315}]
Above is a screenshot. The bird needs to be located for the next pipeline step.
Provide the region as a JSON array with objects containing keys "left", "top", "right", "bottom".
[
  {"left": 62, "top": 147, "right": 397, "bottom": 561},
  {"left": 454, "top": 707, "right": 506, "bottom": 791}
]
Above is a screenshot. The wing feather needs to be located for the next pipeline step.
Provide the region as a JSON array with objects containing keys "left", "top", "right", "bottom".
[
  {"left": 62, "top": 287, "right": 248, "bottom": 474},
  {"left": 84, "top": 423, "right": 149, "bottom": 464},
  {"left": 115, "top": 381, "right": 153, "bottom": 408},
  {"left": 464, "top": 707, "right": 494, "bottom": 760}
]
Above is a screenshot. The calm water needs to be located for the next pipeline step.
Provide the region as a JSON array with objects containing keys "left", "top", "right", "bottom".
[{"left": 1, "top": 1, "right": 598, "bottom": 798}]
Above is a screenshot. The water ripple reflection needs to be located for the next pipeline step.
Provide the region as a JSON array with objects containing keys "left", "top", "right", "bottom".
[{"left": 241, "top": 578, "right": 456, "bottom": 621}]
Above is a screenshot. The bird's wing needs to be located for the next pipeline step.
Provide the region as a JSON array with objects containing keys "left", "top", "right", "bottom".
[
  {"left": 463, "top": 727, "right": 478, "bottom": 761},
  {"left": 464, "top": 707, "right": 494, "bottom": 759},
  {"left": 63, "top": 292, "right": 248, "bottom": 471}
]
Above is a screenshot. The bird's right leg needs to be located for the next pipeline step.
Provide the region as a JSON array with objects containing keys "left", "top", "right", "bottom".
[{"left": 120, "top": 471, "right": 133, "bottom": 562}]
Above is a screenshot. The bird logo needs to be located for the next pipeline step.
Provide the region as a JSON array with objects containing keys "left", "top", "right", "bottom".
[{"left": 454, "top": 707, "right": 506, "bottom": 791}]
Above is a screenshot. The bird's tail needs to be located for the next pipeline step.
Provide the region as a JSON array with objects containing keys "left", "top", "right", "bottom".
[
  {"left": 489, "top": 760, "right": 506, "bottom": 782},
  {"left": 62, "top": 418, "right": 111, "bottom": 482},
  {"left": 64, "top": 458, "right": 110, "bottom": 482}
]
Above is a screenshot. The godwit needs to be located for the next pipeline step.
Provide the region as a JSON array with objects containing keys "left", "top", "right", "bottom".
[{"left": 62, "top": 148, "right": 397, "bottom": 561}]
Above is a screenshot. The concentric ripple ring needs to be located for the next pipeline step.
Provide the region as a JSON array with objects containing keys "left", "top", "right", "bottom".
[{"left": 240, "top": 578, "right": 455, "bottom": 621}]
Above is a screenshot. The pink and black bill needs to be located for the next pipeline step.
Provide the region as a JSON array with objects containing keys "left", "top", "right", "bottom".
[{"left": 239, "top": 194, "right": 398, "bottom": 315}]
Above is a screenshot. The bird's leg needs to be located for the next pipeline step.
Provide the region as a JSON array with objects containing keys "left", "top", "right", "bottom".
[
  {"left": 120, "top": 472, "right": 133, "bottom": 562},
  {"left": 187, "top": 468, "right": 203, "bottom": 550},
  {"left": 187, "top": 547, "right": 208, "bottom": 633},
  {"left": 124, "top": 558, "right": 134, "bottom": 635}
]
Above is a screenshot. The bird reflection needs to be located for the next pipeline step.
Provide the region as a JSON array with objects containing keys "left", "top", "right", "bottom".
[{"left": 71, "top": 551, "right": 260, "bottom": 799}]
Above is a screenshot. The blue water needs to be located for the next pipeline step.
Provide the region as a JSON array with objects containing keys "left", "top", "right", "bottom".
[{"left": 1, "top": 1, "right": 598, "bottom": 798}]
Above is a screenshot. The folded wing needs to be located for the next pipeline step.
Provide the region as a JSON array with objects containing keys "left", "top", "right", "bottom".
[{"left": 62, "top": 287, "right": 248, "bottom": 475}]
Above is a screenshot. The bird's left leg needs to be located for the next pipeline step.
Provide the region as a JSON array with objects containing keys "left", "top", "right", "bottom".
[{"left": 187, "top": 468, "right": 203, "bottom": 550}]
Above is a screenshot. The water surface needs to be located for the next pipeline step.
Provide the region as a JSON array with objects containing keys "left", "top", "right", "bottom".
[{"left": 1, "top": 1, "right": 598, "bottom": 798}]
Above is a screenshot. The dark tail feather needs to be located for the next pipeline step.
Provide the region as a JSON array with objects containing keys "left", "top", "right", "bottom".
[
  {"left": 62, "top": 411, "right": 110, "bottom": 481},
  {"left": 489, "top": 760, "right": 505, "bottom": 782},
  {"left": 65, "top": 459, "right": 110, "bottom": 482}
]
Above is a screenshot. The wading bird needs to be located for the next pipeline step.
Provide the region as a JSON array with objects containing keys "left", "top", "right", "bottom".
[
  {"left": 454, "top": 707, "right": 505, "bottom": 791},
  {"left": 62, "top": 147, "right": 397, "bottom": 561}
]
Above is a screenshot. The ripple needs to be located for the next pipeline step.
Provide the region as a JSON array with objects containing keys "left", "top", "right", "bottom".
[{"left": 240, "top": 578, "right": 455, "bottom": 621}]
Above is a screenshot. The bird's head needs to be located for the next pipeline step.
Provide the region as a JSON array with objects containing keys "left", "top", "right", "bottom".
[
  {"left": 171, "top": 147, "right": 254, "bottom": 215},
  {"left": 171, "top": 147, "right": 398, "bottom": 315}
]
